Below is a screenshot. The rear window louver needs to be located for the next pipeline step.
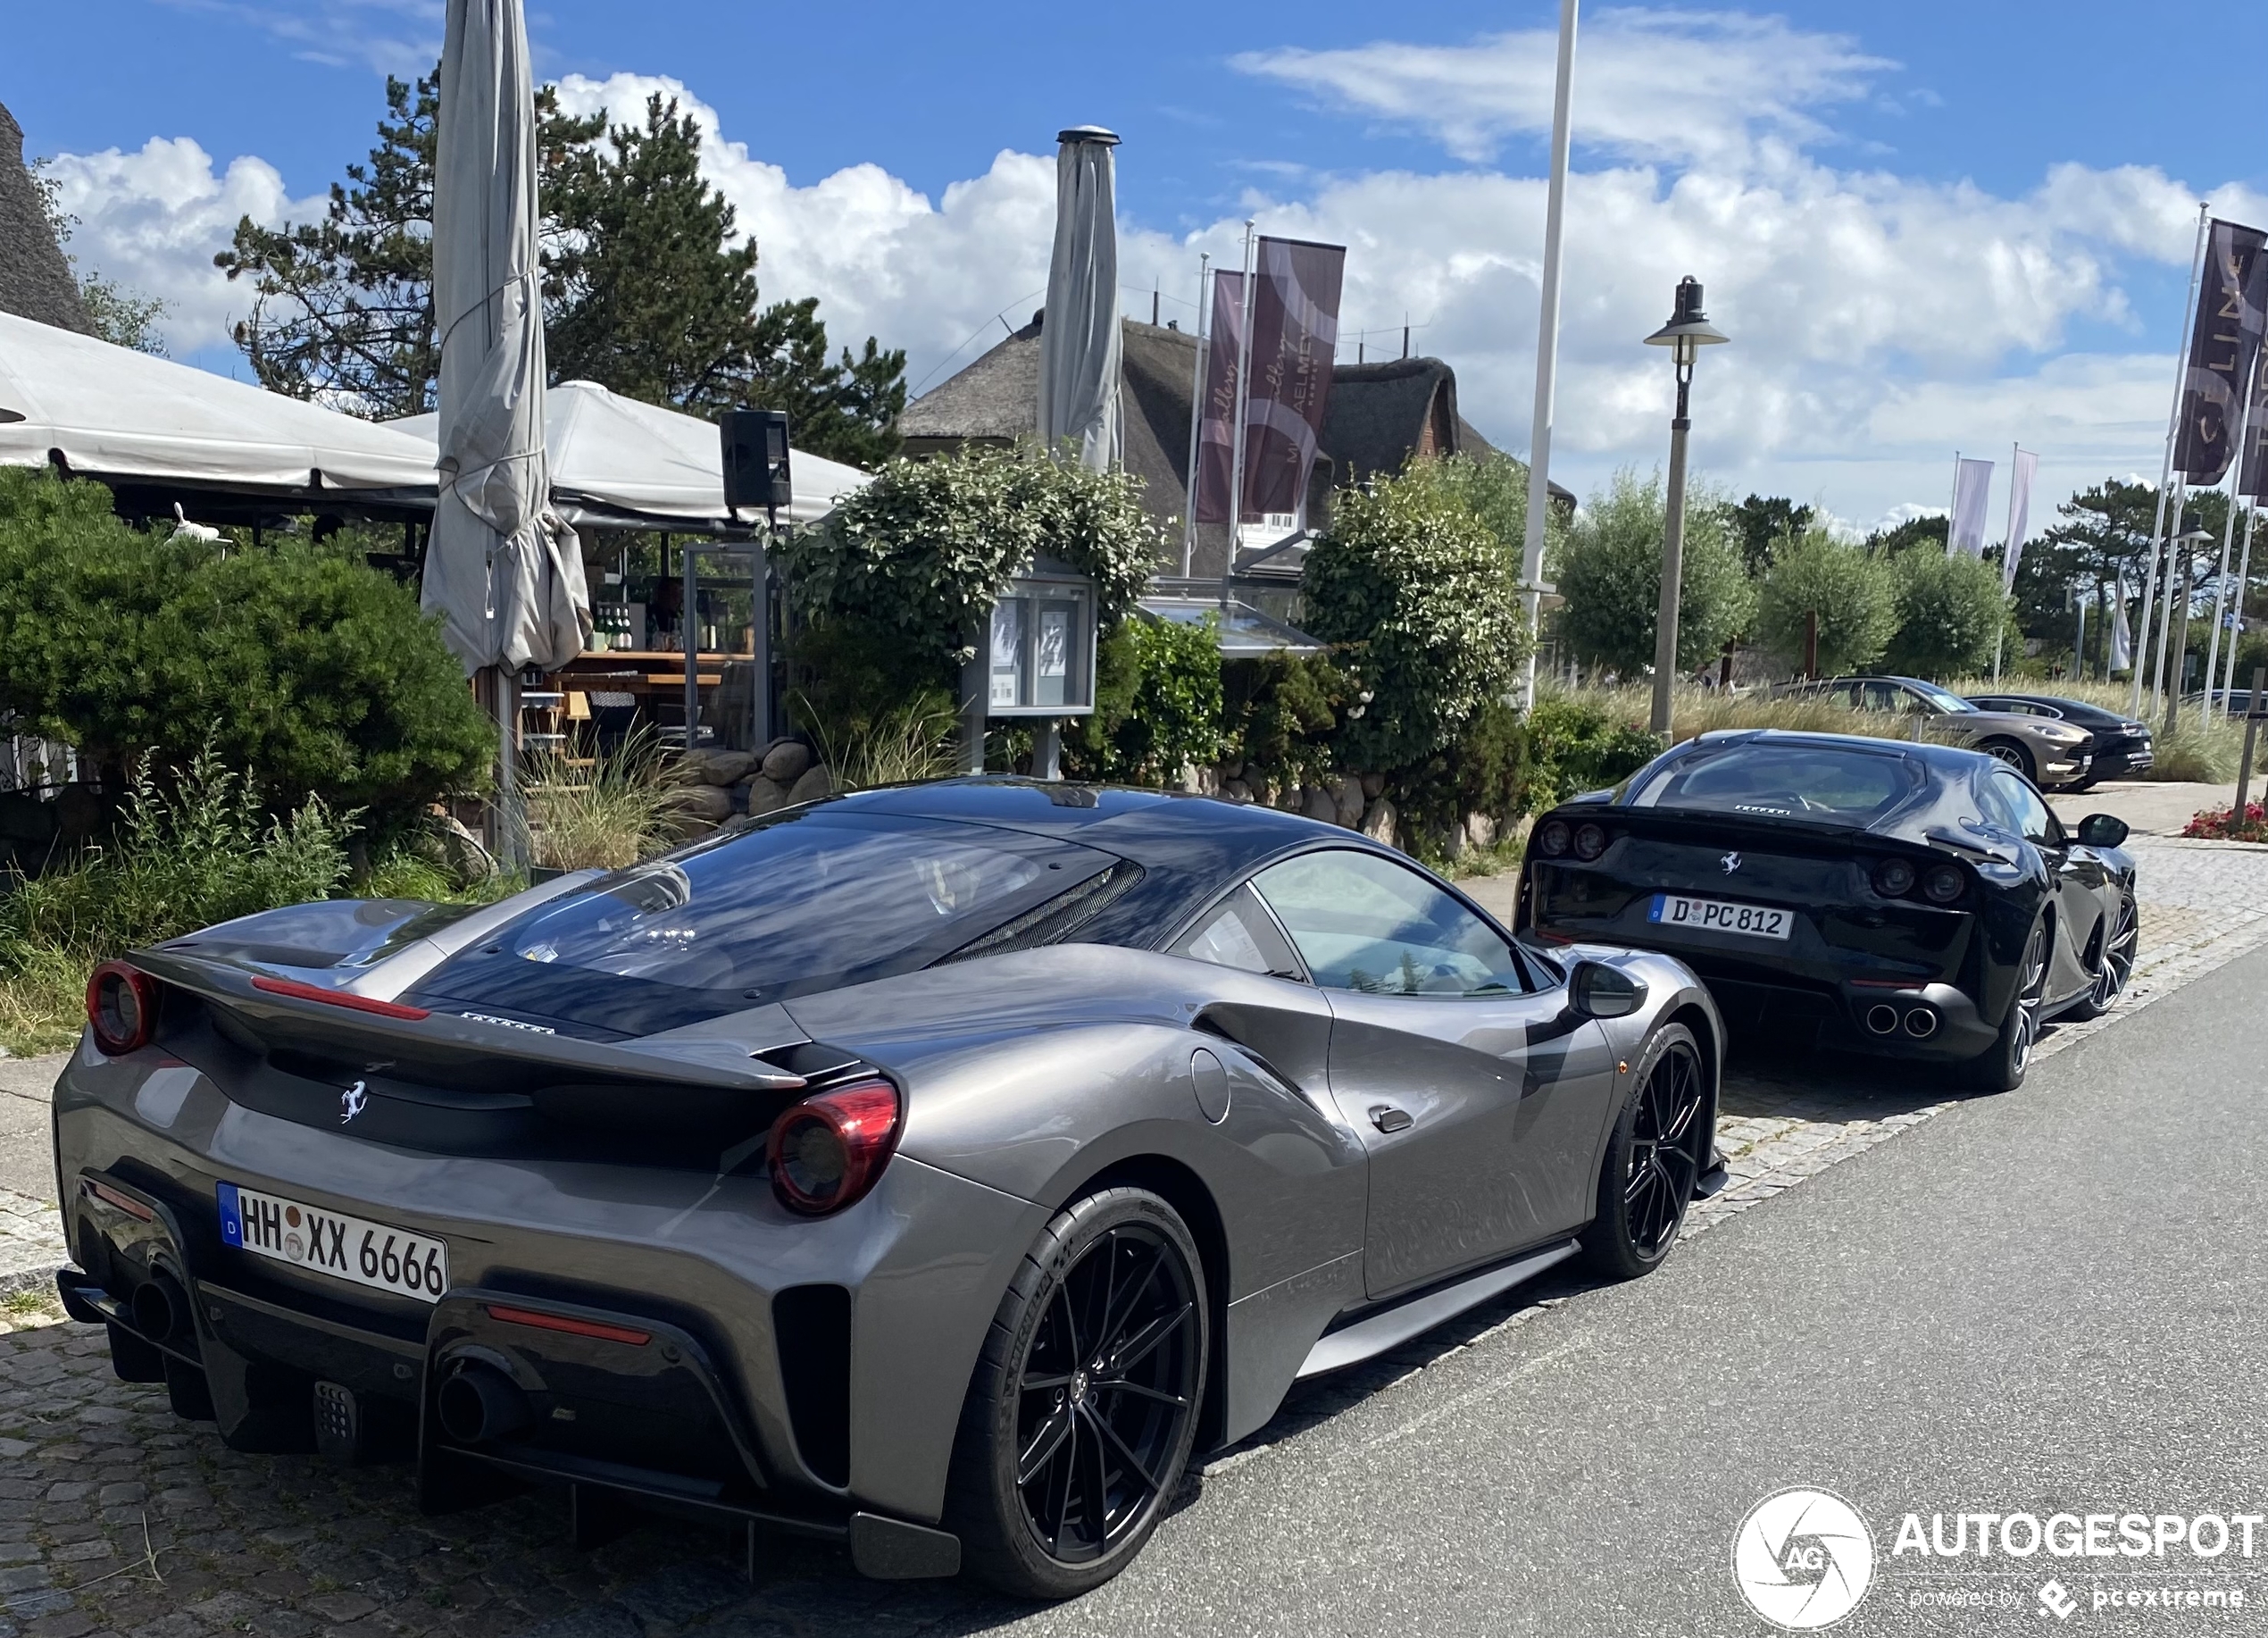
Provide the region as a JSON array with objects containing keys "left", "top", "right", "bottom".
[{"left": 936, "top": 859, "right": 1146, "bottom": 965}]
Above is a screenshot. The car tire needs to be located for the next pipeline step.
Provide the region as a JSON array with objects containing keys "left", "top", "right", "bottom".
[
  {"left": 945, "top": 1186, "right": 1208, "bottom": 1600},
  {"left": 2066, "top": 891, "right": 2138, "bottom": 1022},
  {"left": 1580, "top": 1023, "right": 1707, "bottom": 1282},
  {"left": 1964, "top": 918, "right": 2049, "bottom": 1091},
  {"left": 1980, "top": 738, "right": 2036, "bottom": 781}
]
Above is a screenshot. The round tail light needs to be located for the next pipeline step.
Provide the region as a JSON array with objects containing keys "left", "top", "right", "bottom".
[
  {"left": 87, "top": 963, "right": 156, "bottom": 1057},
  {"left": 1535, "top": 820, "right": 1572, "bottom": 857},
  {"left": 1922, "top": 865, "right": 1965, "bottom": 905},
  {"left": 1572, "top": 823, "right": 1609, "bottom": 861},
  {"left": 1871, "top": 858, "right": 1916, "bottom": 898},
  {"left": 767, "top": 1080, "right": 901, "bottom": 1216}
]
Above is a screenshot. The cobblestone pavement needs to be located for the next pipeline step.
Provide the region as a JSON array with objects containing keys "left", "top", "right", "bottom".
[{"left": 3, "top": 835, "right": 2264, "bottom": 1638}]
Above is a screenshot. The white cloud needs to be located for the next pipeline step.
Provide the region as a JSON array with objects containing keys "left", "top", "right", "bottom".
[
  {"left": 41, "top": 138, "right": 326, "bottom": 361},
  {"left": 40, "top": 14, "right": 2268, "bottom": 527},
  {"left": 1232, "top": 10, "right": 1895, "bottom": 168}
]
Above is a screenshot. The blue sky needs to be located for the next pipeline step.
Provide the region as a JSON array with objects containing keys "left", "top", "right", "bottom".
[{"left": 14, "top": 1, "right": 2268, "bottom": 529}]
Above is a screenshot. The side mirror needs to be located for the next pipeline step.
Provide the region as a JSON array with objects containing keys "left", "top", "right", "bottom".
[
  {"left": 1569, "top": 958, "right": 1647, "bottom": 1020},
  {"left": 2075, "top": 813, "right": 2130, "bottom": 849}
]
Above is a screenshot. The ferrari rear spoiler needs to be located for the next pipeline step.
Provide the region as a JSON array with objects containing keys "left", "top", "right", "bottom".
[{"left": 129, "top": 947, "right": 810, "bottom": 1097}]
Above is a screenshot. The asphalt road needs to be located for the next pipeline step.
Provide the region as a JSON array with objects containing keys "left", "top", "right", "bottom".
[{"left": 989, "top": 940, "right": 2268, "bottom": 1638}]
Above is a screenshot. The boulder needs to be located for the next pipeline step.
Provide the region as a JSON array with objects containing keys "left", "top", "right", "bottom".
[
  {"left": 685, "top": 784, "right": 735, "bottom": 823},
  {"left": 702, "top": 751, "right": 756, "bottom": 786},
  {"left": 671, "top": 750, "right": 713, "bottom": 785},
  {"left": 436, "top": 813, "right": 499, "bottom": 884},
  {"left": 1222, "top": 779, "right": 1253, "bottom": 804},
  {"left": 741, "top": 774, "right": 789, "bottom": 818},
  {"left": 1360, "top": 772, "right": 1386, "bottom": 800},
  {"left": 763, "top": 740, "right": 815, "bottom": 783},
  {"left": 1216, "top": 758, "right": 1246, "bottom": 783},
  {"left": 1360, "top": 798, "right": 1398, "bottom": 849},
  {"left": 1331, "top": 774, "right": 1365, "bottom": 829},
  {"left": 787, "top": 765, "right": 832, "bottom": 806},
  {"left": 1302, "top": 784, "right": 1338, "bottom": 824},
  {"left": 1465, "top": 812, "right": 1498, "bottom": 852}
]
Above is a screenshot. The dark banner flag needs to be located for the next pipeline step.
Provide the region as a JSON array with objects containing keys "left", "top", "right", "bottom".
[
  {"left": 2173, "top": 216, "right": 2268, "bottom": 484},
  {"left": 1239, "top": 236, "right": 1347, "bottom": 524},
  {"left": 2243, "top": 343, "right": 2268, "bottom": 499},
  {"left": 1192, "top": 270, "right": 1247, "bottom": 525}
]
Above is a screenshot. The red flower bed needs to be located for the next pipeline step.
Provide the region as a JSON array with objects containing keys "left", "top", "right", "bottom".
[{"left": 2183, "top": 801, "right": 2268, "bottom": 842}]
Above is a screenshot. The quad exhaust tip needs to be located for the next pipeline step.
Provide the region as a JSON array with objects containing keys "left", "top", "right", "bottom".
[
  {"left": 1864, "top": 1005, "right": 1899, "bottom": 1036},
  {"left": 437, "top": 1363, "right": 534, "bottom": 1445},
  {"left": 1903, "top": 1007, "right": 1939, "bottom": 1039}
]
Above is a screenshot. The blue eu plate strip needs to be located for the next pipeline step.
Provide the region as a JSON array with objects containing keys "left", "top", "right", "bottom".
[
  {"left": 1648, "top": 893, "right": 1667, "bottom": 923},
  {"left": 217, "top": 1182, "right": 243, "bottom": 1247}
]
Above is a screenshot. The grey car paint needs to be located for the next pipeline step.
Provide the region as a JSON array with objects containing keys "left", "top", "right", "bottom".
[{"left": 50, "top": 838, "right": 1720, "bottom": 1542}]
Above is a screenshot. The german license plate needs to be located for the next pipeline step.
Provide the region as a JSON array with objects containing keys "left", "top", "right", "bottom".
[
  {"left": 1648, "top": 892, "right": 1793, "bottom": 940},
  {"left": 218, "top": 1183, "right": 449, "bottom": 1303}
]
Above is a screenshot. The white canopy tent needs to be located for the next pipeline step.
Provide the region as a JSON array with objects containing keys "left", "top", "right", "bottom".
[
  {"left": 0, "top": 309, "right": 437, "bottom": 504},
  {"left": 394, "top": 380, "right": 871, "bottom": 532}
]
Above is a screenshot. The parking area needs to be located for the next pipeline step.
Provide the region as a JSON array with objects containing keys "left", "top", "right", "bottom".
[{"left": 4, "top": 832, "right": 2265, "bottom": 1638}]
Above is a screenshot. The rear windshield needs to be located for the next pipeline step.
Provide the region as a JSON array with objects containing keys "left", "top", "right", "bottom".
[
  {"left": 1631, "top": 744, "right": 1920, "bottom": 823},
  {"left": 413, "top": 809, "right": 1117, "bottom": 1036}
]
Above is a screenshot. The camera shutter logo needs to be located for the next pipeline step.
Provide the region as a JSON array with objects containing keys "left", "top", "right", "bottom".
[{"left": 1731, "top": 1487, "right": 1875, "bottom": 1629}]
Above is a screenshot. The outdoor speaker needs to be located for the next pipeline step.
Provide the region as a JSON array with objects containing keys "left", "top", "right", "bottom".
[{"left": 721, "top": 408, "right": 793, "bottom": 514}]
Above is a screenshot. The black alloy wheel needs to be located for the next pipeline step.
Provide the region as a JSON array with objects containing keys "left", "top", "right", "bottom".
[
  {"left": 2071, "top": 892, "right": 2139, "bottom": 1020},
  {"left": 1966, "top": 920, "right": 2049, "bottom": 1091},
  {"left": 947, "top": 1188, "right": 1207, "bottom": 1599},
  {"left": 1980, "top": 738, "right": 2036, "bottom": 781},
  {"left": 1582, "top": 1024, "right": 1707, "bottom": 1280}
]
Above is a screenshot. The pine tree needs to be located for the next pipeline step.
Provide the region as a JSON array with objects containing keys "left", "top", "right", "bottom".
[{"left": 217, "top": 76, "right": 908, "bottom": 465}]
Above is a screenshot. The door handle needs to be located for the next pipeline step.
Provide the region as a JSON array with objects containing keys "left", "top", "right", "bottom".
[{"left": 1368, "top": 1105, "right": 1413, "bottom": 1133}]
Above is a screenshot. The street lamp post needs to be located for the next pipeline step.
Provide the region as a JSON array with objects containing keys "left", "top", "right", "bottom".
[
  {"left": 2164, "top": 519, "right": 2214, "bottom": 732},
  {"left": 1645, "top": 276, "right": 1729, "bottom": 737}
]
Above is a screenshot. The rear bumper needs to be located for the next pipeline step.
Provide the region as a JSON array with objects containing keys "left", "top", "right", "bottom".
[{"left": 50, "top": 1042, "right": 1046, "bottom": 1555}]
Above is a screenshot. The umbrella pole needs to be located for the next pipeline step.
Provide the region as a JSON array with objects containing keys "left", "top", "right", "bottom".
[{"left": 480, "top": 665, "right": 525, "bottom": 873}]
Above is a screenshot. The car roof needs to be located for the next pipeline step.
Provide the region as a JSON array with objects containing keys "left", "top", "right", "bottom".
[{"left": 1969, "top": 692, "right": 2127, "bottom": 723}]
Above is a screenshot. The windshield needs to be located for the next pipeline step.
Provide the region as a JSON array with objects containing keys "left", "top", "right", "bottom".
[
  {"left": 1633, "top": 744, "right": 1921, "bottom": 824},
  {"left": 1910, "top": 681, "right": 1978, "bottom": 714},
  {"left": 415, "top": 809, "right": 1116, "bottom": 1036}
]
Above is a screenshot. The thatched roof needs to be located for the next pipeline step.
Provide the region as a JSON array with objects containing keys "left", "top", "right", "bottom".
[
  {"left": 0, "top": 103, "right": 91, "bottom": 335},
  {"left": 899, "top": 312, "right": 1570, "bottom": 576}
]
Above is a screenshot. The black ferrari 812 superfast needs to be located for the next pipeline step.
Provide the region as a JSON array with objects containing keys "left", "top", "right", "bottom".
[{"left": 1517, "top": 731, "right": 2139, "bottom": 1091}]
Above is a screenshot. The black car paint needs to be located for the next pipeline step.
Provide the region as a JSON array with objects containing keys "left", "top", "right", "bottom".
[{"left": 1516, "top": 731, "right": 2136, "bottom": 1061}]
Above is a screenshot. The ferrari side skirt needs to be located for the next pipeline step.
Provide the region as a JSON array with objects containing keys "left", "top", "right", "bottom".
[{"left": 1293, "top": 1239, "right": 1580, "bottom": 1379}]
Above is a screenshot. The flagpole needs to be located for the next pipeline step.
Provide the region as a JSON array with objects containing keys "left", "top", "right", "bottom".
[
  {"left": 1993, "top": 439, "right": 2018, "bottom": 681},
  {"left": 2224, "top": 501, "right": 2256, "bottom": 713},
  {"left": 2133, "top": 202, "right": 2212, "bottom": 715},
  {"left": 2153, "top": 476, "right": 2189, "bottom": 715},
  {"left": 1222, "top": 220, "right": 1255, "bottom": 613},
  {"left": 1180, "top": 251, "right": 1209, "bottom": 579},
  {"left": 1947, "top": 452, "right": 1961, "bottom": 556},
  {"left": 1519, "top": 0, "right": 1580, "bottom": 714}
]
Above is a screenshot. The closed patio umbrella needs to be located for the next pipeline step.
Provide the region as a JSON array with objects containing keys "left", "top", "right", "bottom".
[{"left": 427, "top": 0, "right": 589, "bottom": 858}]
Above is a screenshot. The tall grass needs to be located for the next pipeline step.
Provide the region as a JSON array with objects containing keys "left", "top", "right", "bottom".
[
  {"left": 0, "top": 750, "right": 354, "bottom": 1055},
  {"left": 522, "top": 728, "right": 698, "bottom": 871},
  {"left": 800, "top": 694, "right": 960, "bottom": 790}
]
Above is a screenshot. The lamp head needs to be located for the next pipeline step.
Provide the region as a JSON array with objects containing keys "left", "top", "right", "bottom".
[{"left": 1645, "top": 276, "right": 1730, "bottom": 355}]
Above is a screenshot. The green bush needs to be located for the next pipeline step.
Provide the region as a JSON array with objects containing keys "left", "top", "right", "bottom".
[
  {"left": 1221, "top": 652, "right": 1346, "bottom": 786},
  {"left": 0, "top": 468, "right": 493, "bottom": 826},
  {"left": 777, "top": 444, "right": 1164, "bottom": 687},
  {"left": 1304, "top": 470, "right": 1529, "bottom": 773},
  {"left": 1550, "top": 469, "right": 1754, "bottom": 676},
  {"left": 1756, "top": 526, "right": 1896, "bottom": 676},
  {"left": 1071, "top": 614, "right": 1223, "bottom": 785},
  {"left": 0, "top": 748, "right": 353, "bottom": 965},
  {"left": 1883, "top": 549, "right": 2007, "bottom": 678},
  {"left": 1524, "top": 694, "right": 1662, "bottom": 808}
]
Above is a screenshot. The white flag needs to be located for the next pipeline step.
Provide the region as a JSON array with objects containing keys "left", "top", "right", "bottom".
[
  {"left": 2110, "top": 578, "right": 2133, "bottom": 673},
  {"left": 1948, "top": 457, "right": 1995, "bottom": 557},
  {"left": 2002, "top": 447, "right": 2038, "bottom": 589}
]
